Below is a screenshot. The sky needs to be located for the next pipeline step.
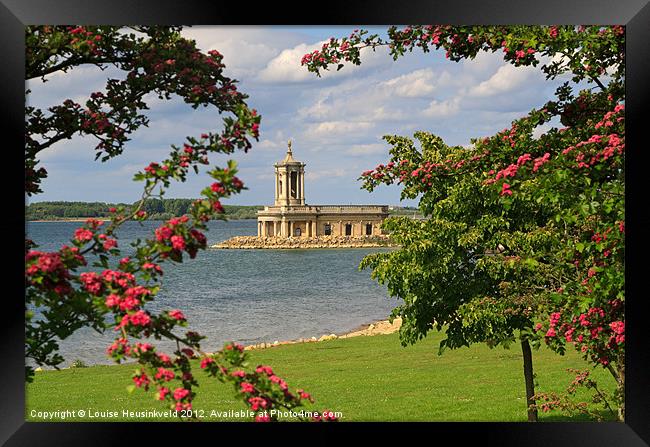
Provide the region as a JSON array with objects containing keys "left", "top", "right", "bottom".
[{"left": 27, "top": 26, "right": 572, "bottom": 207}]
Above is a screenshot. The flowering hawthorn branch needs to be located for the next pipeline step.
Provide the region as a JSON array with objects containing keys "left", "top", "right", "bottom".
[
  {"left": 25, "top": 26, "right": 334, "bottom": 422},
  {"left": 304, "top": 25, "right": 625, "bottom": 421}
]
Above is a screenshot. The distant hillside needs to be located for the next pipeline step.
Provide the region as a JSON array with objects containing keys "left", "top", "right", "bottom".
[{"left": 26, "top": 200, "right": 263, "bottom": 221}]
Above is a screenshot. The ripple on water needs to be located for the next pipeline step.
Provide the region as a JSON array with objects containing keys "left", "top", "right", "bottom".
[{"left": 27, "top": 219, "right": 396, "bottom": 366}]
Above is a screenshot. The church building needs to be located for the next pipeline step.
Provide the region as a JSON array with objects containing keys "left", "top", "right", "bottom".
[{"left": 257, "top": 141, "right": 389, "bottom": 238}]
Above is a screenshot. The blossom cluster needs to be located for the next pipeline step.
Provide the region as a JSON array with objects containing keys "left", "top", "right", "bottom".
[{"left": 537, "top": 298, "right": 624, "bottom": 367}]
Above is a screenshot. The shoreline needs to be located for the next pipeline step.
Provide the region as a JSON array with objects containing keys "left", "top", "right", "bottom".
[
  {"left": 241, "top": 317, "right": 402, "bottom": 351},
  {"left": 213, "top": 235, "right": 398, "bottom": 250},
  {"left": 33, "top": 317, "right": 402, "bottom": 371}
]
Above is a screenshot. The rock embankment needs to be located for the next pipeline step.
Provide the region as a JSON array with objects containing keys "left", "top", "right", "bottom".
[
  {"left": 212, "top": 235, "right": 397, "bottom": 249},
  {"left": 242, "top": 317, "right": 402, "bottom": 351}
]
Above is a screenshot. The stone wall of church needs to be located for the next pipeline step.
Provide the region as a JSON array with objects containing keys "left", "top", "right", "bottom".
[
  {"left": 316, "top": 218, "right": 384, "bottom": 237},
  {"left": 257, "top": 216, "right": 386, "bottom": 238}
]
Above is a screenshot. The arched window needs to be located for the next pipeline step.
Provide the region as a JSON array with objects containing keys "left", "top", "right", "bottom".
[
  {"left": 345, "top": 223, "right": 352, "bottom": 236},
  {"left": 365, "top": 223, "right": 373, "bottom": 235},
  {"left": 324, "top": 224, "right": 332, "bottom": 235},
  {"left": 294, "top": 227, "right": 301, "bottom": 237}
]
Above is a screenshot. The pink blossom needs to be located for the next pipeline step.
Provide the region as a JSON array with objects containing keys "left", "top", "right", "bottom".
[
  {"left": 133, "top": 373, "right": 150, "bottom": 388},
  {"left": 200, "top": 357, "right": 214, "bottom": 369},
  {"left": 248, "top": 397, "right": 268, "bottom": 411},
  {"left": 240, "top": 382, "right": 255, "bottom": 393},
  {"left": 609, "top": 321, "right": 624, "bottom": 335},
  {"left": 255, "top": 365, "right": 274, "bottom": 375},
  {"left": 103, "top": 238, "right": 117, "bottom": 250},
  {"left": 550, "top": 312, "right": 561, "bottom": 327},
  {"left": 155, "top": 226, "right": 173, "bottom": 241},
  {"left": 173, "top": 388, "right": 190, "bottom": 401},
  {"left": 105, "top": 294, "right": 121, "bottom": 308},
  {"left": 157, "top": 387, "right": 170, "bottom": 400},
  {"left": 129, "top": 310, "right": 151, "bottom": 327},
  {"left": 74, "top": 228, "right": 94, "bottom": 243},
  {"left": 255, "top": 414, "right": 271, "bottom": 422},
  {"left": 169, "top": 309, "right": 185, "bottom": 321},
  {"left": 170, "top": 235, "right": 186, "bottom": 250}
]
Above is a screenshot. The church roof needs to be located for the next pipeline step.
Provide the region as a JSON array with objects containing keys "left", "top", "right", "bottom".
[{"left": 278, "top": 140, "right": 303, "bottom": 165}]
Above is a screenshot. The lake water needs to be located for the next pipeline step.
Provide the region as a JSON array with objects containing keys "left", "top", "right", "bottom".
[{"left": 26, "top": 219, "right": 396, "bottom": 367}]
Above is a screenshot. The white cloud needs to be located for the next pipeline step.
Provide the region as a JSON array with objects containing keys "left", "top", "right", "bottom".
[
  {"left": 306, "top": 168, "right": 347, "bottom": 181},
  {"left": 382, "top": 68, "right": 437, "bottom": 97},
  {"left": 257, "top": 40, "right": 388, "bottom": 84},
  {"left": 380, "top": 68, "right": 461, "bottom": 100},
  {"left": 257, "top": 41, "right": 327, "bottom": 83},
  {"left": 468, "top": 63, "right": 539, "bottom": 97},
  {"left": 305, "top": 121, "right": 375, "bottom": 138},
  {"left": 256, "top": 139, "right": 281, "bottom": 150},
  {"left": 532, "top": 123, "right": 553, "bottom": 139},
  {"left": 297, "top": 94, "right": 334, "bottom": 120},
  {"left": 461, "top": 51, "right": 505, "bottom": 79},
  {"left": 370, "top": 106, "right": 405, "bottom": 121},
  {"left": 345, "top": 143, "right": 386, "bottom": 155},
  {"left": 423, "top": 97, "right": 461, "bottom": 117},
  {"left": 180, "top": 27, "right": 295, "bottom": 78}
]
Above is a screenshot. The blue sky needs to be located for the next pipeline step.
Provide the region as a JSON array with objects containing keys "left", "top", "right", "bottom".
[{"left": 27, "top": 26, "right": 571, "bottom": 207}]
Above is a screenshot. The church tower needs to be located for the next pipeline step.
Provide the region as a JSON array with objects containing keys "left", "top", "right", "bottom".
[{"left": 274, "top": 140, "right": 305, "bottom": 207}]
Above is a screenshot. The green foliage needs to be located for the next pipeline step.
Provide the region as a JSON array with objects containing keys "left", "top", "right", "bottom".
[
  {"left": 308, "top": 25, "right": 625, "bottom": 419},
  {"left": 70, "top": 359, "right": 88, "bottom": 368}
]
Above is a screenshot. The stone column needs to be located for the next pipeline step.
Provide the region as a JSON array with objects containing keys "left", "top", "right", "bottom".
[
  {"left": 312, "top": 220, "right": 317, "bottom": 236},
  {"left": 285, "top": 169, "right": 290, "bottom": 202},
  {"left": 339, "top": 221, "right": 343, "bottom": 236},
  {"left": 300, "top": 170, "right": 305, "bottom": 204},
  {"left": 273, "top": 221, "right": 277, "bottom": 237},
  {"left": 258, "top": 221, "right": 261, "bottom": 237},
  {"left": 289, "top": 221, "right": 294, "bottom": 237}
]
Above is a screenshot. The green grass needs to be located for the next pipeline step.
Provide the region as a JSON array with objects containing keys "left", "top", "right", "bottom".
[{"left": 26, "top": 332, "right": 617, "bottom": 422}]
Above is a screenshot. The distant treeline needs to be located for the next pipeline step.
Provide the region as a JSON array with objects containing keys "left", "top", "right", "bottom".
[
  {"left": 388, "top": 206, "right": 420, "bottom": 216},
  {"left": 26, "top": 200, "right": 263, "bottom": 221},
  {"left": 27, "top": 201, "right": 420, "bottom": 221}
]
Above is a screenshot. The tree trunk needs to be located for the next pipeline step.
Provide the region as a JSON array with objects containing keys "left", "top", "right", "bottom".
[
  {"left": 617, "top": 363, "right": 625, "bottom": 422},
  {"left": 521, "top": 338, "right": 538, "bottom": 422},
  {"left": 606, "top": 361, "right": 625, "bottom": 421}
]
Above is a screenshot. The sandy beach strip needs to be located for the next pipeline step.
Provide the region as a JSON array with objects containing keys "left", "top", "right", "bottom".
[{"left": 243, "top": 317, "right": 402, "bottom": 351}]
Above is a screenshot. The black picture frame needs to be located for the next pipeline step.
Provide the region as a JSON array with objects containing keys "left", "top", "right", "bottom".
[{"left": 4, "top": 0, "right": 649, "bottom": 444}]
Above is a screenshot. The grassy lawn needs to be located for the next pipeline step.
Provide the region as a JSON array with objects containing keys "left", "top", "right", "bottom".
[{"left": 26, "top": 331, "right": 617, "bottom": 422}]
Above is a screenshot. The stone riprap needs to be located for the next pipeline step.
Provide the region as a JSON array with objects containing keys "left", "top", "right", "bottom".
[{"left": 211, "top": 235, "right": 397, "bottom": 249}]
